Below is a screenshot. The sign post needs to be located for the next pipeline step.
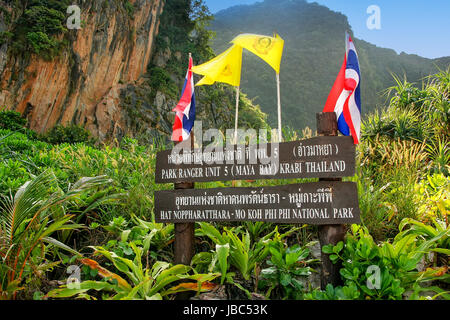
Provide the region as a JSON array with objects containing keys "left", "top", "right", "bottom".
[
  {"left": 155, "top": 114, "right": 360, "bottom": 294},
  {"left": 316, "top": 112, "right": 346, "bottom": 289},
  {"left": 174, "top": 133, "right": 195, "bottom": 266}
]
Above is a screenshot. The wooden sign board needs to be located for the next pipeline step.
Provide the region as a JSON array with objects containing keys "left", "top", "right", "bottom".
[
  {"left": 154, "top": 181, "right": 360, "bottom": 225},
  {"left": 155, "top": 136, "right": 355, "bottom": 183}
]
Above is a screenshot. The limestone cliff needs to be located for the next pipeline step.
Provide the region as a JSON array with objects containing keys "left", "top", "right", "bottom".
[
  {"left": 0, "top": 0, "right": 164, "bottom": 140},
  {"left": 0, "top": 0, "right": 269, "bottom": 142}
]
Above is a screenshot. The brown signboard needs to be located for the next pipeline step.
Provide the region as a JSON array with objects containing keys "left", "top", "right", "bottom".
[
  {"left": 154, "top": 181, "right": 360, "bottom": 224},
  {"left": 155, "top": 136, "right": 356, "bottom": 183}
]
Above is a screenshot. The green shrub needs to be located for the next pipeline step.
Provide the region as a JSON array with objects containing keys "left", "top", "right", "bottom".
[
  {"left": 9, "top": 1, "right": 70, "bottom": 58},
  {"left": 41, "top": 124, "right": 92, "bottom": 145},
  {"left": 26, "top": 31, "right": 59, "bottom": 56},
  {"left": 148, "top": 66, "right": 179, "bottom": 98},
  {"left": 0, "top": 110, "right": 27, "bottom": 131},
  {"left": 318, "top": 224, "right": 450, "bottom": 300},
  {"left": 260, "top": 242, "right": 316, "bottom": 300}
]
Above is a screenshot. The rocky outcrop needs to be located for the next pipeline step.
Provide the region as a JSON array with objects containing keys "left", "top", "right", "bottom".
[{"left": 0, "top": 0, "right": 165, "bottom": 141}]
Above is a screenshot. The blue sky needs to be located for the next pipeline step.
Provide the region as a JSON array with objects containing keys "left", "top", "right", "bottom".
[{"left": 204, "top": 0, "right": 450, "bottom": 59}]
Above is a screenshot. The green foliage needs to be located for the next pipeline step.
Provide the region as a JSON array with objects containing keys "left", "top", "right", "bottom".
[
  {"left": 304, "top": 283, "right": 359, "bottom": 300},
  {"left": 22, "top": 5, "right": 67, "bottom": 34},
  {"left": 0, "top": 128, "right": 164, "bottom": 223},
  {"left": 191, "top": 243, "right": 231, "bottom": 285},
  {"left": 364, "top": 69, "right": 449, "bottom": 145},
  {"left": 25, "top": 31, "right": 60, "bottom": 57},
  {"left": 102, "top": 215, "right": 174, "bottom": 263},
  {"left": 0, "top": 170, "right": 111, "bottom": 299},
  {"left": 260, "top": 241, "right": 317, "bottom": 299},
  {"left": 192, "top": 222, "right": 307, "bottom": 298},
  {"left": 156, "top": 0, "right": 214, "bottom": 68},
  {"left": 148, "top": 66, "right": 179, "bottom": 98},
  {"left": 9, "top": 0, "right": 70, "bottom": 58},
  {"left": 426, "top": 136, "right": 450, "bottom": 175},
  {"left": 196, "top": 222, "right": 273, "bottom": 281},
  {"left": 0, "top": 110, "right": 27, "bottom": 131},
  {"left": 398, "top": 218, "right": 449, "bottom": 253},
  {"left": 357, "top": 69, "right": 449, "bottom": 237},
  {"left": 40, "top": 124, "right": 93, "bottom": 145},
  {"left": 319, "top": 224, "right": 450, "bottom": 300},
  {"left": 47, "top": 244, "right": 220, "bottom": 300},
  {"left": 412, "top": 174, "right": 449, "bottom": 222}
]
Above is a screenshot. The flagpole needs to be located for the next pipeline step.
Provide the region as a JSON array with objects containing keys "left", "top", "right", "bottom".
[
  {"left": 276, "top": 72, "right": 282, "bottom": 142},
  {"left": 345, "top": 31, "right": 349, "bottom": 58},
  {"left": 234, "top": 86, "right": 240, "bottom": 144}
]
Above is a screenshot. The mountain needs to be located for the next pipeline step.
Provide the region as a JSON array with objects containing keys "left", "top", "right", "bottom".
[{"left": 208, "top": 0, "right": 450, "bottom": 130}]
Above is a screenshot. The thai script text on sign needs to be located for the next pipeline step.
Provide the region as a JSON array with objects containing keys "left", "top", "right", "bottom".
[
  {"left": 155, "top": 181, "right": 360, "bottom": 224},
  {"left": 155, "top": 136, "right": 355, "bottom": 183}
]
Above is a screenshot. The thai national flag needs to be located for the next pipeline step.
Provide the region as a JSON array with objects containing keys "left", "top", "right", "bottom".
[
  {"left": 323, "top": 33, "right": 361, "bottom": 144},
  {"left": 171, "top": 56, "right": 196, "bottom": 141}
]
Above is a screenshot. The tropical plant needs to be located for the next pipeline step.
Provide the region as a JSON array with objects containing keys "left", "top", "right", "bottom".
[
  {"left": 412, "top": 173, "right": 449, "bottom": 222},
  {"left": 260, "top": 241, "right": 318, "bottom": 299},
  {"left": 304, "top": 283, "right": 360, "bottom": 300},
  {"left": 0, "top": 170, "right": 111, "bottom": 299},
  {"left": 191, "top": 243, "right": 231, "bottom": 285},
  {"left": 46, "top": 244, "right": 220, "bottom": 300},
  {"left": 425, "top": 136, "right": 450, "bottom": 175},
  {"left": 322, "top": 224, "right": 450, "bottom": 300},
  {"left": 398, "top": 218, "right": 449, "bottom": 253},
  {"left": 101, "top": 215, "right": 174, "bottom": 262},
  {"left": 196, "top": 222, "right": 274, "bottom": 281}
]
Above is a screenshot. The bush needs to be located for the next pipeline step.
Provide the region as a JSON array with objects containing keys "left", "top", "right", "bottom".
[
  {"left": 26, "top": 31, "right": 59, "bottom": 56},
  {"left": 0, "top": 110, "right": 27, "bottom": 131},
  {"left": 41, "top": 124, "right": 92, "bottom": 144},
  {"left": 9, "top": 1, "right": 70, "bottom": 58},
  {"left": 317, "top": 223, "right": 450, "bottom": 300}
]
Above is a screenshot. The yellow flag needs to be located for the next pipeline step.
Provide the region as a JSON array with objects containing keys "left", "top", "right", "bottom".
[
  {"left": 191, "top": 45, "right": 243, "bottom": 87},
  {"left": 196, "top": 75, "right": 215, "bottom": 86},
  {"left": 231, "top": 33, "right": 284, "bottom": 74}
]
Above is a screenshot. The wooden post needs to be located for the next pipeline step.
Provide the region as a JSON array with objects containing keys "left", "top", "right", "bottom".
[
  {"left": 173, "top": 133, "right": 195, "bottom": 300},
  {"left": 174, "top": 132, "right": 195, "bottom": 266},
  {"left": 316, "top": 112, "right": 346, "bottom": 289},
  {"left": 174, "top": 184, "right": 195, "bottom": 265}
]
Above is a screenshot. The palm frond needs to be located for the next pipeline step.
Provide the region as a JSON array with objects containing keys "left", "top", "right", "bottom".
[{"left": 1, "top": 170, "right": 58, "bottom": 242}]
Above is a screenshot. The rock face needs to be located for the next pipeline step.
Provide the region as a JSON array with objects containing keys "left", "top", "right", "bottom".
[{"left": 0, "top": 0, "right": 165, "bottom": 141}]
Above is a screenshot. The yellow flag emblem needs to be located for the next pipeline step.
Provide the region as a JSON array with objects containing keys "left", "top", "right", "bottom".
[
  {"left": 191, "top": 45, "right": 243, "bottom": 87},
  {"left": 231, "top": 33, "right": 284, "bottom": 74}
]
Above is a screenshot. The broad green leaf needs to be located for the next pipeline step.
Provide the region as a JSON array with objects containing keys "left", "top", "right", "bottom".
[{"left": 216, "top": 243, "right": 230, "bottom": 284}]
